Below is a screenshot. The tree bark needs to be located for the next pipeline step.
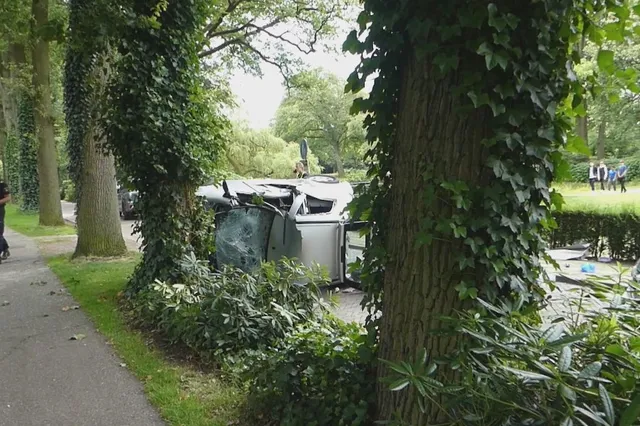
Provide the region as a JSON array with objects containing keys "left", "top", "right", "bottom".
[
  {"left": 375, "top": 49, "right": 491, "bottom": 424},
  {"left": 31, "top": 0, "right": 64, "bottom": 226},
  {"left": 332, "top": 141, "right": 345, "bottom": 176},
  {"left": 596, "top": 120, "right": 606, "bottom": 160},
  {"left": 74, "top": 125, "right": 127, "bottom": 257},
  {"left": 73, "top": 51, "right": 127, "bottom": 258}
]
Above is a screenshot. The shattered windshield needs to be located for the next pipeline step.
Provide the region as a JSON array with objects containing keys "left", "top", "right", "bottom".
[{"left": 215, "top": 207, "right": 275, "bottom": 272}]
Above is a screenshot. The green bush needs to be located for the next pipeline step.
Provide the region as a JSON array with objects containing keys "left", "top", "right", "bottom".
[
  {"left": 383, "top": 273, "right": 640, "bottom": 425},
  {"left": 550, "top": 211, "right": 640, "bottom": 261},
  {"left": 131, "top": 254, "right": 333, "bottom": 358},
  {"left": 241, "top": 319, "right": 376, "bottom": 426},
  {"left": 60, "top": 179, "right": 76, "bottom": 202}
]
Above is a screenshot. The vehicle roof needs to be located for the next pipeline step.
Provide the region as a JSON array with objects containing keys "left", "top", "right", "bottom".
[
  {"left": 197, "top": 178, "right": 353, "bottom": 201},
  {"left": 196, "top": 178, "right": 354, "bottom": 219}
]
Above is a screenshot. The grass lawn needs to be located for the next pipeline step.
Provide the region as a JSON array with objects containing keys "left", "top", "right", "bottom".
[
  {"left": 47, "top": 255, "right": 244, "bottom": 426},
  {"left": 4, "top": 203, "right": 76, "bottom": 237},
  {"left": 554, "top": 183, "right": 640, "bottom": 214}
]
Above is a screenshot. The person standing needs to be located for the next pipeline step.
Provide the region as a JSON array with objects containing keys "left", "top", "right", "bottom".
[
  {"left": 588, "top": 162, "right": 597, "bottom": 191},
  {"left": 0, "top": 180, "right": 11, "bottom": 263},
  {"left": 617, "top": 160, "right": 628, "bottom": 193},
  {"left": 597, "top": 161, "right": 608, "bottom": 191},
  {"left": 607, "top": 166, "right": 617, "bottom": 191},
  {"left": 293, "top": 161, "right": 308, "bottom": 179}
]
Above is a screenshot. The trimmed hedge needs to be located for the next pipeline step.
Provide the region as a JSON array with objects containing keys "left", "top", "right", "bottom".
[
  {"left": 564, "top": 157, "right": 640, "bottom": 183},
  {"left": 550, "top": 211, "right": 640, "bottom": 261}
]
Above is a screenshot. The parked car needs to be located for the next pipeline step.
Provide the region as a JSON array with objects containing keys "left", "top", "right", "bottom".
[
  {"left": 118, "top": 189, "right": 138, "bottom": 220},
  {"left": 196, "top": 176, "right": 367, "bottom": 286}
]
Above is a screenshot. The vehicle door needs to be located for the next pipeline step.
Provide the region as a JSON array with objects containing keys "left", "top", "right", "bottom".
[
  {"left": 213, "top": 206, "right": 277, "bottom": 272},
  {"left": 338, "top": 221, "right": 369, "bottom": 286}
]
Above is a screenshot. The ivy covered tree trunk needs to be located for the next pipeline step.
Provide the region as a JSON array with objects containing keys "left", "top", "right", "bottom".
[
  {"left": 32, "top": 0, "right": 64, "bottom": 226},
  {"left": 376, "top": 49, "right": 491, "bottom": 425},
  {"left": 65, "top": 0, "right": 127, "bottom": 258},
  {"left": 596, "top": 120, "right": 606, "bottom": 160},
  {"left": 106, "top": 0, "right": 219, "bottom": 292},
  {"left": 346, "top": 0, "right": 579, "bottom": 423},
  {"left": 18, "top": 95, "right": 39, "bottom": 211}
]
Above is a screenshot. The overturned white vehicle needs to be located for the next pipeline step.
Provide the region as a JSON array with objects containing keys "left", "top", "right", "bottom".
[{"left": 196, "top": 176, "right": 366, "bottom": 286}]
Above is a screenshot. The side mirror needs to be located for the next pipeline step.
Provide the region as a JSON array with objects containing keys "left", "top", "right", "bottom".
[{"left": 222, "top": 180, "right": 237, "bottom": 200}]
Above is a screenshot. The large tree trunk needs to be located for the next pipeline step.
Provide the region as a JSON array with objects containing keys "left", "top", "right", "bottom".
[
  {"left": 31, "top": 0, "right": 63, "bottom": 226},
  {"left": 74, "top": 126, "right": 127, "bottom": 257},
  {"left": 375, "top": 50, "right": 491, "bottom": 424},
  {"left": 596, "top": 120, "right": 606, "bottom": 160}
]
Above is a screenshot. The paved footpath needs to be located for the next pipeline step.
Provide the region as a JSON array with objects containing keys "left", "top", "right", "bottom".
[{"left": 0, "top": 229, "right": 164, "bottom": 426}]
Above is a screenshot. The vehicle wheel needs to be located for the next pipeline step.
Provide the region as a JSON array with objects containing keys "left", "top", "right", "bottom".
[{"left": 306, "top": 175, "right": 339, "bottom": 184}]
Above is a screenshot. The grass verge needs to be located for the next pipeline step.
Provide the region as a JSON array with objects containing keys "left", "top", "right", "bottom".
[
  {"left": 553, "top": 184, "right": 640, "bottom": 214},
  {"left": 47, "top": 254, "right": 244, "bottom": 426},
  {"left": 5, "top": 204, "right": 76, "bottom": 237}
]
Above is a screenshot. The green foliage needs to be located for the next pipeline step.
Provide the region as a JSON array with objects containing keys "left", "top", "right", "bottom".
[
  {"left": 384, "top": 274, "right": 640, "bottom": 425},
  {"left": 105, "top": 0, "right": 225, "bottom": 292},
  {"left": 550, "top": 210, "right": 640, "bottom": 261},
  {"left": 273, "top": 68, "right": 367, "bottom": 174},
  {"left": 60, "top": 179, "right": 75, "bottom": 202},
  {"left": 242, "top": 319, "right": 375, "bottom": 426},
  {"left": 222, "top": 124, "right": 321, "bottom": 178},
  {"left": 17, "top": 94, "right": 38, "bottom": 212},
  {"left": 131, "top": 255, "right": 332, "bottom": 358}
]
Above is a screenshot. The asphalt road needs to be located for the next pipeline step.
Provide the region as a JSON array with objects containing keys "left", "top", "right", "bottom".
[
  {"left": 61, "top": 201, "right": 140, "bottom": 250},
  {"left": 0, "top": 229, "right": 163, "bottom": 426}
]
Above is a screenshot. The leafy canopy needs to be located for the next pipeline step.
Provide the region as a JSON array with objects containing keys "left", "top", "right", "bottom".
[{"left": 273, "top": 68, "right": 367, "bottom": 173}]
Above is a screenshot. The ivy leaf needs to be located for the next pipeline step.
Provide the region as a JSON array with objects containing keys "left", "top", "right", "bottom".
[
  {"left": 566, "top": 135, "right": 590, "bottom": 155},
  {"left": 343, "top": 30, "right": 360, "bottom": 54},
  {"left": 597, "top": 50, "right": 615, "bottom": 74}
]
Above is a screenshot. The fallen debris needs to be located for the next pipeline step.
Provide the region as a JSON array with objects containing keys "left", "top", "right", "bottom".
[{"left": 69, "top": 334, "right": 86, "bottom": 341}]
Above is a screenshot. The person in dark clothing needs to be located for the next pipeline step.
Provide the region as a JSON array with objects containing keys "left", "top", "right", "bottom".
[
  {"left": 0, "top": 181, "right": 11, "bottom": 263},
  {"left": 597, "top": 161, "right": 608, "bottom": 191},
  {"left": 617, "top": 160, "right": 628, "bottom": 193},
  {"left": 588, "top": 162, "right": 597, "bottom": 191}
]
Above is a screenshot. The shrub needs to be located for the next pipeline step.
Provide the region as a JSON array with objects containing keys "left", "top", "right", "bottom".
[
  {"left": 382, "top": 273, "right": 640, "bottom": 425},
  {"left": 131, "top": 254, "right": 333, "bottom": 359},
  {"left": 60, "top": 179, "right": 76, "bottom": 201},
  {"left": 550, "top": 211, "right": 640, "bottom": 261},
  {"left": 241, "top": 319, "right": 376, "bottom": 426}
]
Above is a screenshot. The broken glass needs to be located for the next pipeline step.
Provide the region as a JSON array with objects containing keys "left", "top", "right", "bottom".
[{"left": 215, "top": 207, "right": 275, "bottom": 272}]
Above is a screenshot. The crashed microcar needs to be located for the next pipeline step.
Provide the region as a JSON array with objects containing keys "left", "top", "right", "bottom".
[{"left": 196, "top": 176, "right": 367, "bottom": 286}]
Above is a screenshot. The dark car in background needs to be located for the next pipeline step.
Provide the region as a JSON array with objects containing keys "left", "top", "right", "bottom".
[{"left": 117, "top": 189, "right": 138, "bottom": 220}]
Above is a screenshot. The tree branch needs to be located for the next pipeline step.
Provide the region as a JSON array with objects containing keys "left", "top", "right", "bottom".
[
  {"left": 203, "top": 0, "right": 247, "bottom": 39},
  {"left": 199, "top": 19, "right": 283, "bottom": 58}
]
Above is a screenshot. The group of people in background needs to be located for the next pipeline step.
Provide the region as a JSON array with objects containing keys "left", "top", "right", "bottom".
[{"left": 588, "top": 160, "right": 628, "bottom": 193}]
